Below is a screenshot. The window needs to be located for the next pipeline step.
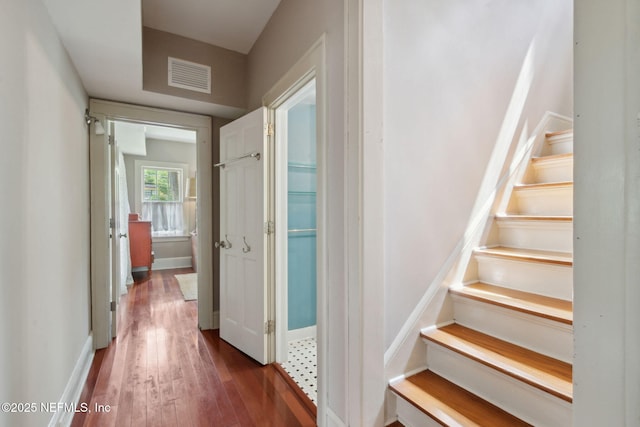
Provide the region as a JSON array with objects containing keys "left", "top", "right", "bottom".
[
  {"left": 135, "top": 160, "right": 189, "bottom": 237},
  {"left": 143, "top": 167, "right": 182, "bottom": 202}
]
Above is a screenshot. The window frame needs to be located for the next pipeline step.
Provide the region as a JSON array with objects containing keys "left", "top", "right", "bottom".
[
  {"left": 142, "top": 165, "right": 183, "bottom": 203},
  {"left": 134, "top": 159, "right": 190, "bottom": 239}
]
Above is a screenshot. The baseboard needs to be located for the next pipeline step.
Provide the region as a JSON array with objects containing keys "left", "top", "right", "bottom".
[
  {"left": 325, "top": 407, "right": 347, "bottom": 427},
  {"left": 48, "top": 334, "right": 94, "bottom": 427},
  {"left": 287, "top": 325, "right": 316, "bottom": 342},
  {"left": 151, "top": 256, "right": 192, "bottom": 270}
]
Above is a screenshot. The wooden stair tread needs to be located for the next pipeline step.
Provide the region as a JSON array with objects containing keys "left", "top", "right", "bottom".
[
  {"left": 422, "top": 324, "right": 573, "bottom": 402},
  {"left": 450, "top": 282, "right": 573, "bottom": 324},
  {"left": 545, "top": 129, "right": 573, "bottom": 138},
  {"left": 474, "top": 246, "right": 572, "bottom": 266},
  {"left": 531, "top": 152, "right": 573, "bottom": 163},
  {"left": 514, "top": 181, "right": 573, "bottom": 190},
  {"left": 495, "top": 214, "right": 572, "bottom": 222},
  {"left": 390, "top": 370, "right": 531, "bottom": 427}
]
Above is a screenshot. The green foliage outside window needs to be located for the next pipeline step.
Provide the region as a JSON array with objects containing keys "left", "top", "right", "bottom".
[{"left": 143, "top": 167, "right": 182, "bottom": 202}]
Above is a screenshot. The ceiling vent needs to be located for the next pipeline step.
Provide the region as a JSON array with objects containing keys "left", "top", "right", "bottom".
[{"left": 168, "top": 57, "right": 211, "bottom": 94}]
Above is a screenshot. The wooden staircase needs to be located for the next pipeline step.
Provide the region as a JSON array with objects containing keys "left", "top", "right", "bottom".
[{"left": 390, "top": 129, "right": 574, "bottom": 426}]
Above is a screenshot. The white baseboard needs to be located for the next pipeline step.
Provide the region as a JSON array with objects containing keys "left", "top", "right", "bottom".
[
  {"left": 151, "top": 256, "right": 192, "bottom": 271},
  {"left": 287, "top": 325, "right": 316, "bottom": 342},
  {"left": 48, "top": 334, "right": 94, "bottom": 427},
  {"left": 326, "top": 408, "right": 347, "bottom": 427}
]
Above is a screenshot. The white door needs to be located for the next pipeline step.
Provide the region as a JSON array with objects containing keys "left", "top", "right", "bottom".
[
  {"left": 89, "top": 114, "right": 117, "bottom": 348},
  {"left": 219, "top": 107, "right": 270, "bottom": 365},
  {"left": 109, "top": 122, "right": 122, "bottom": 338}
]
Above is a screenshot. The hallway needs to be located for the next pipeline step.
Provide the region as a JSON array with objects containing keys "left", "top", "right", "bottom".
[{"left": 72, "top": 269, "right": 315, "bottom": 427}]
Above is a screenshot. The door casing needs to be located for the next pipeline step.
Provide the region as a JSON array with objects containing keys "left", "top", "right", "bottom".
[
  {"left": 263, "top": 35, "right": 327, "bottom": 421},
  {"left": 89, "top": 99, "right": 213, "bottom": 349}
]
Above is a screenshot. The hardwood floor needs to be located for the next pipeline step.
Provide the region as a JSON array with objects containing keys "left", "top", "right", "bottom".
[{"left": 72, "top": 269, "right": 316, "bottom": 427}]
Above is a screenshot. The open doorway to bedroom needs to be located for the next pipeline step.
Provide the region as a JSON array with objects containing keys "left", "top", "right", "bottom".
[
  {"left": 114, "top": 121, "right": 199, "bottom": 305},
  {"left": 88, "top": 99, "right": 215, "bottom": 349}
]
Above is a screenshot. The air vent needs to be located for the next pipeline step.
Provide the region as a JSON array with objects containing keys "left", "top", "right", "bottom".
[{"left": 168, "top": 57, "right": 211, "bottom": 94}]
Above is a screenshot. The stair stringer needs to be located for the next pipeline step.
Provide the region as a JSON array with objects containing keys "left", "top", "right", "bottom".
[{"left": 384, "top": 112, "right": 573, "bottom": 421}]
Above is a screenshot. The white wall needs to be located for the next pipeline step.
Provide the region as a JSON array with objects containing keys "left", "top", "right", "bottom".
[
  {"left": 383, "top": 0, "right": 573, "bottom": 350},
  {"left": 247, "top": 0, "right": 348, "bottom": 423},
  {"left": 0, "top": 1, "right": 90, "bottom": 426},
  {"left": 574, "top": 0, "right": 640, "bottom": 424}
]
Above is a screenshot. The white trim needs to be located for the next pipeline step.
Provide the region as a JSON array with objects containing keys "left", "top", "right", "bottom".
[
  {"left": 273, "top": 79, "right": 317, "bottom": 364},
  {"left": 388, "top": 365, "right": 428, "bottom": 387},
  {"left": 152, "top": 235, "right": 191, "bottom": 243},
  {"left": 48, "top": 334, "right": 94, "bottom": 427},
  {"left": 263, "top": 35, "right": 328, "bottom": 426},
  {"left": 418, "top": 320, "right": 456, "bottom": 337},
  {"left": 150, "top": 256, "right": 192, "bottom": 270},
  {"left": 344, "top": 0, "right": 386, "bottom": 425},
  {"left": 287, "top": 325, "right": 317, "bottom": 342},
  {"left": 326, "top": 408, "right": 347, "bottom": 427}
]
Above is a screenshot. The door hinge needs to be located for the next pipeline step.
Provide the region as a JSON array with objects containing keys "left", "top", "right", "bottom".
[
  {"left": 264, "top": 221, "right": 275, "bottom": 235},
  {"left": 108, "top": 135, "right": 114, "bottom": 145},
  {"left": 109, "top": 218, "right": 114, "bottom": 229},
  {"left": 265, "top": 122, "right": 274, "bottom": 137},
  {"left": 110, "top": 301, "right": 116, "bottom": 312},
  {"left": 264, "top": 320, "right": 275, "bottom": 335}
]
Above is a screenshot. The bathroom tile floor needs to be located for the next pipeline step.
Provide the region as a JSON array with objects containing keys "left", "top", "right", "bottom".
[{"left": 280, "top": 337, "right": 317, "bottom": 404}]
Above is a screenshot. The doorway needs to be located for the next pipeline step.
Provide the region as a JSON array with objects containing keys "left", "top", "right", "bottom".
[
  {"left": 274, "top": 80, "right": 318, "bottom": 404},
  {"left": 88, "top": 99, "right": 214, "bottom": 349},
  {"left": 112, "top": 120, "right": 200, "bottom": 311}
]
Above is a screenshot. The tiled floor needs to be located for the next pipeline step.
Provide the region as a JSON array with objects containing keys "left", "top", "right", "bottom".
[{"left": 280, "top": 337, "right": 317, "bottom": 404}]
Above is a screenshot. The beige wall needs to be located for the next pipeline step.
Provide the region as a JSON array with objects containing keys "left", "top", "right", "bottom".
[
  {"left": 0, "top": 1, "right": 90, "bottom": 426},
  {"left": 247, "top": 0, "right": 347, "bottom": 422},
  {"left": 143, "top": 27, "right": 247, "bottom": 109}
]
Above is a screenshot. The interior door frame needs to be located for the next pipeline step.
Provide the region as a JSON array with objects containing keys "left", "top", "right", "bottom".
[
  {"left": 263, "top": 35, "right": 327, "bottom": 421},
  {"left": 89, "top": 99, "right": 213, "bottom": 349},
  {"left": 273, "top": 79, "right": 317, "bottom": 363},
  {"left": 108, "top": 122, "right": 121, "bottom": 338}
]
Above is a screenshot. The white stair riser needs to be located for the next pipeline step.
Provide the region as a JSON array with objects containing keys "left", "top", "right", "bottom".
[
  {"left": 475, "top": 256, "right": 573, "bottom": 300},
  {"left": 426, "top": 343, "right": 573, "bottom": 427},
  {"left": 497, "top": 220, "right": 573, "bottom": 253},
  {"left": 531, "top": 158, "right": 573, "bottom": 183},
  {"left": 547, "top": 134, "right": 573, "bottom": 155},
  {"left": 452, "top": 295, "right": 573, "bottom": 363},
  {"left": 513, "top": 187, "right": 573, "bottom": 216},
  {"left": 394, "top": 397, "right": 442, "bottom": 427}
]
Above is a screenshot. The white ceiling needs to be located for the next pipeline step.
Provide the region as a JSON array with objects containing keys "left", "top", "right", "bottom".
[{"left": 42, "top": 0, "right": 280, "bottom": 119}]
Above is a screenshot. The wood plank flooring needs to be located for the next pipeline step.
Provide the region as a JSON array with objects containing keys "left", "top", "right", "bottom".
[{"left": 72, "top": 268, "right": 315, "bottom": 427}]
